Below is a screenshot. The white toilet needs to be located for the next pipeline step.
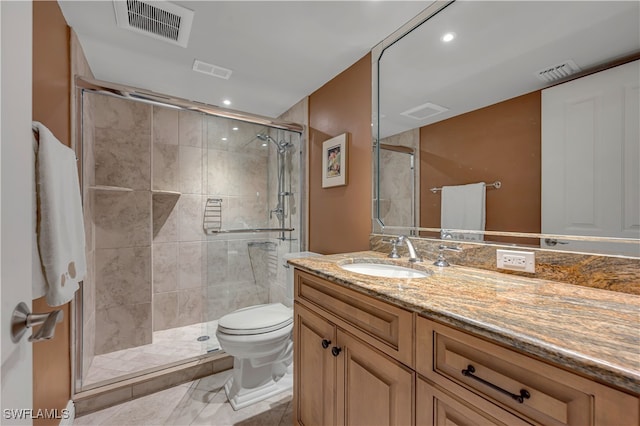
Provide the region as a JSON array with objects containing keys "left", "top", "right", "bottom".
[{"left": 215, "top": 251, "right": 320, "bottom": 410}]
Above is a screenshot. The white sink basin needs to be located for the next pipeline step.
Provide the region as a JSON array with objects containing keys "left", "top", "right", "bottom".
[{"left": 340, "top": 263, "right": 431, "bottom": 279}]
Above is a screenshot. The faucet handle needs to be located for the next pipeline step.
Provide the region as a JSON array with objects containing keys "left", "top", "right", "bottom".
[
  {"left": 433, "top": 244, "right": 461, "bottom": 267},
  {"left": 385, "top": 238, "right": 401, "bottom": 258}
]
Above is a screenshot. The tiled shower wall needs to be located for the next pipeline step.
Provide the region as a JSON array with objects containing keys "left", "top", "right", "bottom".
[
  {"left": 90, "top": 94, "right": 153, "bottom": 355},
  {"left": 379, "top": 128, "right": 419, "bottom": 227},
  {"left": 83, "top": 93, "right": 302, "bottom": 366}
]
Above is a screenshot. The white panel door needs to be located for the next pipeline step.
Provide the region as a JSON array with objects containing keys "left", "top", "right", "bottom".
[
  {"left": 1, "top": 1, "right": 34, "bottom": 423},
  {"left": 542, "top": 60, "right": 640, "bottom": 256}
]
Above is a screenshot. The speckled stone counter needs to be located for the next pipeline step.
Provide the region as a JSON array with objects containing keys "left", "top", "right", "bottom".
[{"left": 287, "top": 251, "right": 640, "bottom": 395}]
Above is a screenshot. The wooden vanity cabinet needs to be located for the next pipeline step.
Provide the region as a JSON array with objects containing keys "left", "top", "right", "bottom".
[
  {"left": 416, "top": 317, "right": 639, "bottom": 426},
  {"left": 293, "top": 270, "right": 413, "bottom": 426},
  {"left": 293, "top": 269, "right": 639, "bottom": 426}
]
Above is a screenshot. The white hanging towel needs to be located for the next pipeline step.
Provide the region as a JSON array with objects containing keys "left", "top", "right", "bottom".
[
  {"left": 33, "top": 121, "right": 86, "bottom": 306},
  {"left": 440, "top": 182, "right": 486, "bottom": 241}
]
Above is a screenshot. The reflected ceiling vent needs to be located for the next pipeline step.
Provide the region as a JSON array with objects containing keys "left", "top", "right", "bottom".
[
  {"left": 400, "top": 102, "right": 449, "bottom": 120},
  {"left": 113, "top": 0, "right": 194, "bottom": 47},
  {"left": 192, "top": 60, "right": 233, "bottom": 80},
  {"left": 536, "top": 59, "right": 581, "bottom": 83}
]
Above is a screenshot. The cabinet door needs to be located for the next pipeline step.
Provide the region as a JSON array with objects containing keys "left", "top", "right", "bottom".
[
  {"left": 416, "top": 377, "right": 532, "bottom": 426},
  {"left": 336, "top": 329, "right": 414, "bottom": 426},
  {"left": 294, "top": 302, "right": 337, "bottom": 426}
]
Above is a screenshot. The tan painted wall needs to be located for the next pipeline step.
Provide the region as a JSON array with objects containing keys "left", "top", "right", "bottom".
[
  {"left": 32, "top": 1, "right": 72, "bottom": 423},
  {"left": 308, "top": 54, "right": 372, "bottom": 254},
  {"left": 420, "top": 91, "right": 541, "bottom": 244}
]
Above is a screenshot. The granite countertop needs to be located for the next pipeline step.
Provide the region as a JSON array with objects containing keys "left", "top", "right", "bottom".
[{"left": 287, "top": 251, "right": 640, "bottom": 395}]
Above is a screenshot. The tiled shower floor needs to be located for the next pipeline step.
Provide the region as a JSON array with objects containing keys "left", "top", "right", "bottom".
[{"left": 85, "top": 321, "right": 221, "bottom": 386}]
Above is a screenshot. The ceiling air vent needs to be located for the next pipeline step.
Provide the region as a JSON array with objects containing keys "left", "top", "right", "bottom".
[
  {"left": 400, "top": 102, "right": 449, "bottom": 120},
  {"left": 536, "top": 60, "right": 581, "bottom": 83},
  {"left": 192, "top": 60, "right": 233, "bottom": 80},
  {"left": 113, "top": 0, "right": 194, "bottom": 47}
]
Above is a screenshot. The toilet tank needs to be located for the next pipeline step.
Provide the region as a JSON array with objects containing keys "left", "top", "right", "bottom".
[{"left": 281, "top": 251, "right": 321, "bottom": 306}]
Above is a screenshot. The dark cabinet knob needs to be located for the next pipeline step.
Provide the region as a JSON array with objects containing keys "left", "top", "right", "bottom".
[
  {"left": 331, "top": 346, "right": 342, "bottom": 357},
  {"left": 321, "top": 339, "right": 331, "bottom": 349}
]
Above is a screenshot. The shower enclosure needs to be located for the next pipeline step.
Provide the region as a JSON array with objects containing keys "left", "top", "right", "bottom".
[
  {"left": 76, "top": 79, "right": 304, "bottom": 391},
  {"left": 377, "top": 129, "right": 420, "bottom": 230}
]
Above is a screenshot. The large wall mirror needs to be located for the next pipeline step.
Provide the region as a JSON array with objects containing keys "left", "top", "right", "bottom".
[{"left": 373, "top": 0, "right": 640, "bottom": 257}]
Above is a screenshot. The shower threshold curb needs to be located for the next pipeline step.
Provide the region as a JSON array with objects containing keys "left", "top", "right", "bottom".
[{"left": 73, "top": 352, "right": 233, "bottom": 416}]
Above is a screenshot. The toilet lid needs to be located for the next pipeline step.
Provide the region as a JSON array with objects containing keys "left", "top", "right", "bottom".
[{"left": 217, "top": 303, "right": 293, "bottom": 335}]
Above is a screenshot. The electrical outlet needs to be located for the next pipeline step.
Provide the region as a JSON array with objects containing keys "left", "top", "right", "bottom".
[{"left": 496, "top": 249, "right": 535, "bottom": 273}]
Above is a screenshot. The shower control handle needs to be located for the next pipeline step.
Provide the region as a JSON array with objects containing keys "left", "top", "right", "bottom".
[
  {"left": 331, "top": 346, "right": 342, "bottom": 357},
  {"left": 321, "top": 339, "right": 331, "bottom": 349}
]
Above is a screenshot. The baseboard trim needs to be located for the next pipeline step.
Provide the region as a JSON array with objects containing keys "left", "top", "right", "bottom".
[{"left": 60, "top": 399, "right": 75, "bottom": 426}]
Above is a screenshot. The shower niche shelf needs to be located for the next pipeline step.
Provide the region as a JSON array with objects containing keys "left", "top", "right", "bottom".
[
  {"left": 89, "top": 185, "right": 133, "bottom": 192},
  {"left": 152, "top": 190, "right": 181, "bottom": 238}
]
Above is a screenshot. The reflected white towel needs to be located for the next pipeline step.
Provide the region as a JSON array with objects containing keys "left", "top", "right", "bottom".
[
  {"left": 33, "top": 121, "right": 86, "bottom": 306},
  {"left": 441, "top": 182, "right": 485, "bottom": 241}
]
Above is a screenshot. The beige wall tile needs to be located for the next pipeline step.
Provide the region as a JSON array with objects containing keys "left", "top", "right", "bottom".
[
  {"left": 94, "top": 191, "right": 151, "bottom": 249},
  {"left": 179, "top": 146, "right": 203, "bottom": 194},
  {"left": 94, "top": 127, "right": 151, "bottom": 190},
  {"left": 178, "top": 242, "right": 204, "bottom": 290},
  {"left": 153, "top": 144, "right": 179, "bottom": 191},
  {"left": 206, "top": 149, "right": 228, "bottom": 195},
  {"left": 95, "top": 302, "right": 152, "bottom": 354},
  {"left": 178, "top": 195, "right": 205, "bottom": 242},
  {"left": 177, "top": 288, "right": 204, "bottom": 326},
  {"left": 153, "top": 291, "right": 178, "bottom": 331},
  {"left": 93, "top": 94, "right": 150, "bottom": 131},
  {"left": 95, "top": 246, "right": 152, "bottom": 308},
  {"left": 179, "top": 110, "right": 203, "bottom": 147},
  {"left": 153, "top": 107, "right": 178, "bottom": 145},
  {"left": 153, "top": 242, "right": 178, "bottom": 293}
]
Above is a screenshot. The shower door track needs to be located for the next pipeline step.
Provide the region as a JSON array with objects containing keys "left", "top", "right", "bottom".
[{"left": 75, "top": 76, "right": 305, "bottom": 133}]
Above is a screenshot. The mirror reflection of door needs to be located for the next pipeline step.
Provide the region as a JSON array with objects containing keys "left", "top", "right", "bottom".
[{"left": 542, "top": 60, "right": 639, "bottom": 257}]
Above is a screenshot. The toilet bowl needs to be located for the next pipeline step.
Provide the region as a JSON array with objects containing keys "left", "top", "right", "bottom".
[
  {"left": 216, "top": 303, "right": 294, "bottom": 410},
  {"left": 215, "top": 251, "right": 320, "bottom": 410}
]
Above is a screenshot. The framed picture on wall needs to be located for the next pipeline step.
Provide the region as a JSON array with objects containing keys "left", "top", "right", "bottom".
[{"left": 322, "top": 133, "right": 349, "bottom": 188}]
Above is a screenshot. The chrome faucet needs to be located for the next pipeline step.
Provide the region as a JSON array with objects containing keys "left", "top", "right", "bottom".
[
  {"left": 396, "top": 235, "right": 423, "bottom": 263},
  {"left": 433, "top": 244, "right": 461, "bottom": 267}
]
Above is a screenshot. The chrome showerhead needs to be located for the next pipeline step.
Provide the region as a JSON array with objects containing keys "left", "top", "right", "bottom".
[{"left": 256, "top": 133, "right": 275, "bottom": 143}]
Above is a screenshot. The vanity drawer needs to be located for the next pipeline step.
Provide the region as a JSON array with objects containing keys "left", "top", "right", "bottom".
[
  {"left": 416, "top": 316, "right": 639, "bottom": 426},
  {"left": 294, "top": 269, "right": 413, "bottom": 367}
]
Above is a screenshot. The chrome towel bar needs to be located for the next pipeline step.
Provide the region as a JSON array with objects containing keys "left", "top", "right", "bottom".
[{"left": 430, "top": 181, "right": 501, "bottom": 194}]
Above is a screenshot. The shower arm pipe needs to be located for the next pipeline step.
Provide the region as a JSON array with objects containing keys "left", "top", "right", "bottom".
[{"left": 75, "top": 76, "right": 305, "bottom": 134}]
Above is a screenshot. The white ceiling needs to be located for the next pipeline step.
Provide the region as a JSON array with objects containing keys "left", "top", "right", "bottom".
[
  {"left": 59, "top": 0, "right": 431, "bottom": 119},
  {"left": 378, "top": 1, "right": 640, "bottom": 137}
]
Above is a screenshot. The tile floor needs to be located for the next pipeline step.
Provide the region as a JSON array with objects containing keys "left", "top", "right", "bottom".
[
  {"left": 85, "top": 321, "right": 221, "bottom": 386},
  {"left": 75, "top": 370, "right": 293, "bottom": 426}
]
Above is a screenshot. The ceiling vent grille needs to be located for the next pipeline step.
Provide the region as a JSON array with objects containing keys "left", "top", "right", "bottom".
[
  {"left": 536, "top": 60, "right": 581, "bottom": 83},
  {"left": 192, "top": 60, "right": 233, "bottom": 80},
  {"left": 400, "top": 102, "right": 449, "bottom": 120},
  {"left": 113, "top": 0, "right": 194, "bottom": 47}
]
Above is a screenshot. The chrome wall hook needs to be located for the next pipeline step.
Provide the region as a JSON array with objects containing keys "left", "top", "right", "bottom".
[{"left": 11, "top": 302, "right": 64, "bottom": 343}]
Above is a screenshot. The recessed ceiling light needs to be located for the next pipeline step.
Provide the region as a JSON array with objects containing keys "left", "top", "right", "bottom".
[
  {"left": 261, "top": 143, "right": 267, "bottom": 147},
  {"left": 441, "top": 32, "right": 456, "bottom": 43},
  {"left": 221, "top": 137, "right": 227, "bottom": 141},
  {"left": 232, "top": 127, "right": 239, "bottom": 131},
  {"left": 223, "top": 99, "right": 231, "bottom": 106}
]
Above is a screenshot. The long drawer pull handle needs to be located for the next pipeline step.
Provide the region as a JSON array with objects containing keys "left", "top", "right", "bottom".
[{"left": 461, "top": 365, "right": 531, "bottom": 404}]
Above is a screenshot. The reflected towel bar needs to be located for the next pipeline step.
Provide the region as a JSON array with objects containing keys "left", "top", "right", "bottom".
[{"left": 430, "top": 181, "right": 501, "bottom": 194}]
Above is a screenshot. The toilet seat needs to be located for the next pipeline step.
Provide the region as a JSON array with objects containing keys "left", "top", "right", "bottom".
[{"left": 217, "top": 303, "right": 293, "bottom": 335}]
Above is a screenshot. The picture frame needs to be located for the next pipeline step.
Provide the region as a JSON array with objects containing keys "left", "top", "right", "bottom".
[{"left": 322, "top": 133, "right": 349, "bottom": 188}]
